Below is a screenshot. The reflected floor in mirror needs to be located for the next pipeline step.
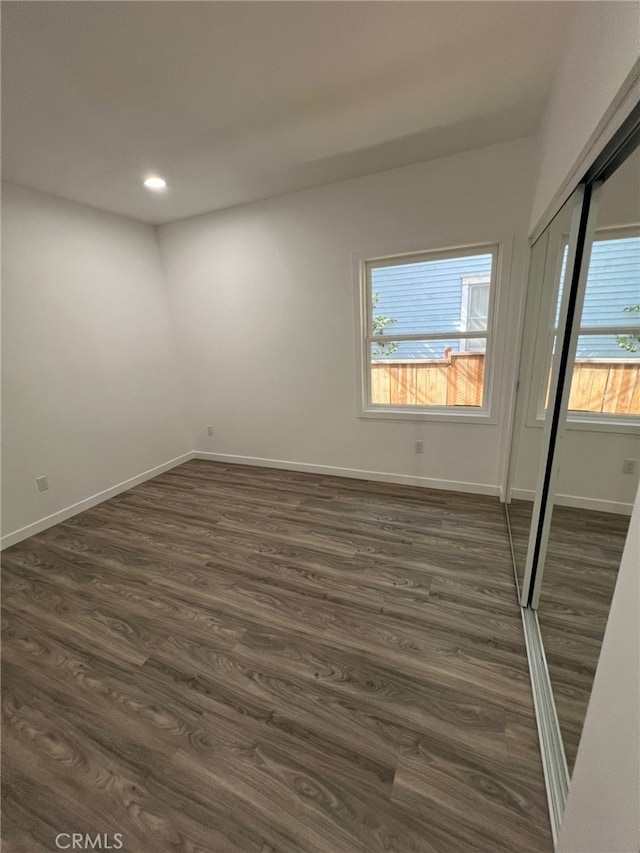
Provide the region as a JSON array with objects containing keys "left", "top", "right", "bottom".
[
  {"left": 1, "top": 461, "right": 552, "bottom": 853},
  {"left": 507, "top": 499, "right": 630, "bottom": 773},
  {"left": 505, "top": 499, "right": 533, "bottom": 583}
]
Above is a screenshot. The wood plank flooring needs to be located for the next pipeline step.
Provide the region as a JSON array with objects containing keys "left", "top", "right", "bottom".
[
  {"left": 2, "top": 460, "right": 551, "bottom": 852},
  {"left": 506, "top": 499, "right": 629, "bottom": 773}
]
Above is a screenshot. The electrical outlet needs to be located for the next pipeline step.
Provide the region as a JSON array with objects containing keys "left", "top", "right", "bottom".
[
  {"left": 622, "top": 458, "right": 637, "bottom": 475},
  {"left": 36, "top": 476, "right": 49, "bottom": 492},
  {"left": 414, "top": 440, "right": 424, "bottom": 454},
  {"left": 207, "top": 425, "right": 214, "bottom": 436}
]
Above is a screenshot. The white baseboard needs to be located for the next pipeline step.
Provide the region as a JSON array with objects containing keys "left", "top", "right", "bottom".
[
  {"left": 0, "top": 449, "right": 506, "bottom": 551},
  {"left": 509, "top": 487, "right": 633, "bottom": 516},
  {"left": 192, "top": 451, "right": 501, "bottom": 497},
  {"left": 6, "top": 447, "right": 627, "bottom": 550},
  {"left": 1, "top": 452, "right": 195, "bottom": 550}
]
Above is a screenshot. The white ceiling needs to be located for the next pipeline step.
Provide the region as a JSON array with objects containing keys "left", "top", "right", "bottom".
[{"left": 2, "top": 2, "right": 577, "bottom": 225}]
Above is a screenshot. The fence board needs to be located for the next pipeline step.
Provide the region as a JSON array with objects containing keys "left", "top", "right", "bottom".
[
  {"left": 569, "top": 363, "right": 607, "bottom": 412},
  {"left": 603, "top": 366, "right": 624, "bottom": 414},
  {"left": 416, "top": 365, "right": 428, "bottom": 405},
  {"left": 371, "top": 356, "right": 639, "bottom": 413},
  {"left": 630, "top": 372, "right": 640, "bottom": 415},
  {"left": 616, "top": 364, "right": 636, "bottom": 413},
  {"left": 586, "top": 365, "right": 608, "bottom": 411}
]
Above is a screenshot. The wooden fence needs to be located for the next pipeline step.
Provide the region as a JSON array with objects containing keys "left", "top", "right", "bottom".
[
  {"left": 567, "top": 360, "right": 640, "bottom": 415},
  {"left": 371, "top": 353, "right": 640, "bottom": 413},
  {"left": 371, "top": 352, "right": 485, "bottom": 407}
]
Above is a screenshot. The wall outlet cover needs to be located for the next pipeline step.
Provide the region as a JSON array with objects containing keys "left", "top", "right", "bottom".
[{"left": 36, "top": 476, "right": 49, "bottom": 492}]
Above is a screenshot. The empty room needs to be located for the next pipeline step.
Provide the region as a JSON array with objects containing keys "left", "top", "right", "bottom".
[{"left": 2, "top": 2, "right": 639, "bottom": 852}]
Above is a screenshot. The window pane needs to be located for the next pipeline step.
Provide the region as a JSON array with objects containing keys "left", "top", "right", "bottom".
[
  {"left": 569, "top": 335, "right": 640, "bottom": 415},
  {"left": 468, "top": 283, "right": 490, "bottom": 320},
  {"left": 370, "top": 253, "right": 493, "bottom": 337},
  {"left": 581, "top": 236, "right": 640, "bottom": 329},
  {"left": 370, "top": 339, "right": 486, "bottom": 407},
  {"left": 558, "top": 235, "right": 640, "bottom": 332}
]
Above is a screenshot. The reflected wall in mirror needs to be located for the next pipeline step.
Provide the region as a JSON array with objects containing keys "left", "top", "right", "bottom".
[
  {"left": 536, "top": 147, "right": 640, "bottom": 774},
  {"left": 505, "top": 192, "right": 579, "bottom": 596}
]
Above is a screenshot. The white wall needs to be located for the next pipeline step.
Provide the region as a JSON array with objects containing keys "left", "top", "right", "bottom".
[
  {"left": 511, "top": 428, "right": 640, "bottom": 512},
  {"left": 1, "top": 184, "right": 191, "bottom": 543},
  {"left": 530, "top": 0, "right": 640, "bottom": 233},
  {"left": 158, "top": 138, "right": 535, "bottom": 494},
  {"left": 556, "top": 485, "right": 640, "bottom": 853}
]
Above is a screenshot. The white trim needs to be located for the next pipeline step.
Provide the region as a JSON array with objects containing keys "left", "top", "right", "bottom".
[
  {"left": 520, "top": 606, "right": 569, "bottom": 845},
  {"left": 193, "top": 451, "right": 501, "bottom": 497},
  {"left": 367, "top": 330, "right": 489, "bottom": 343},
  {"left": 502, "top": 230, "right": 546, "bottom": 505},
  {"left": 525, "top": 223, "right": 572, "bottom": 432},
  {"left": 573, "top": 328, "right": 640, "bottom": 339},
  {"left": 366, "top": 356, "right": 482, "bottom": 365},
  {"left": 510, "top": 487, "right": 633, "bottom": 516},
  {"left": 527, "top": 415, "right": 640, "bottom": 435},
  {"left": 0, "top": 452, "right": 195, "bottom": 550},
  {"left": 357, "top": 407, "right": 497, "bottom": 425}
]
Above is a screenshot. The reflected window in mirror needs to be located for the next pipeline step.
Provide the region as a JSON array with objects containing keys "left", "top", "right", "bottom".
[{"left": 539, "top": 228, "right": 640, "bottom": 422}]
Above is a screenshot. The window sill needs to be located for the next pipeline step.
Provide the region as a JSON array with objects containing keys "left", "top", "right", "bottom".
[
  {"left": 359, "top": 405, "right": 497, "bottom": 425},
  {"left": 527, "top": 413, "right": 640, "bottom": 434}
]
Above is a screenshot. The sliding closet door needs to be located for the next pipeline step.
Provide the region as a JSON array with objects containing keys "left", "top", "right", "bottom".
[
  {"left": 525, "top": 186, "right": 602, "bottom": 606},
  {"left": 536, "top": 148, "right": 640, "bottom": 774},
  {"left": 506, "top": 188, "right": 596, "bottom": 604}
]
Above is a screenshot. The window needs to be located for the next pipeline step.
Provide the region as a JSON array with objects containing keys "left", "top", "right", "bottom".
[
  {"left": 542, "top": 229, "right": 640, "bottom": 422},
  {"left": 360, "top": 244, "right": 499, "bottom": 418},
  {"left": 461, "top": 274, "right": 491, "bottom": 352}
]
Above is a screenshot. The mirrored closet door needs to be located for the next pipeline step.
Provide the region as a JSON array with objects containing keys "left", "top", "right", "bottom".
[
  {"left": 536, "top": 148, "right": 640, "bottom": 773},
  {"left": 506, "top": 190, "right": 584, "bottom": 599},
  {"left": 505, "top": 129, "right": 640, "bottom": 835}
]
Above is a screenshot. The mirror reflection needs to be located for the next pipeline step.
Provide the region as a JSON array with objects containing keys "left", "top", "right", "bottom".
[
  {"left": 506, "top": 193, "right": 577, "bottom": 595},
  {"left": 537, "top": 148, "right": 640, "bottom": 773},
  {"left": 506, "top": 144, "right": 640, "bottom": 778}
]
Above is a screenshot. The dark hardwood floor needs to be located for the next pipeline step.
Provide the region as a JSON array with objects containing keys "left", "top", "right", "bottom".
[
  {"left": 539, "top": 505, "right": 628, "bottom": 773},
  {"left": 2, "top": 460, "right": 551, "bottom": 852},
  {"left": 506, "top": 498, "right": 629, "bottom": 773}
]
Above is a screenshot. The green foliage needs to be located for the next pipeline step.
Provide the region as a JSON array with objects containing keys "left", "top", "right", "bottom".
[
  {"left": 615, "top": 305, "right": 640, "bottom": 354},
  {"left": 371, "top": 293, "right": 399, "bottom": 357}
]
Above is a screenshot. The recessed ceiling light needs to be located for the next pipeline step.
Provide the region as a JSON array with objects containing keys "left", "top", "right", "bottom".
[{"left": 143, "top": 175, "right": 167, "bottom": 190}]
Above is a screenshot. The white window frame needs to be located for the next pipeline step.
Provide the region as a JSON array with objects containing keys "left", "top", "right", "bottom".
[
  {"left": 356, "top": 242, "right": 501, "bottom": 423},
  {"left": 527, "top": 224, "right": 640, "bottom": 434}
]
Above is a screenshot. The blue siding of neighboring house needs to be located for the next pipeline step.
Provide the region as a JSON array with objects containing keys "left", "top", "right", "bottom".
[
  {"left": 577, "top": 236, "right": 640, "bottom": 358},
  {"left": 557, "top": 236, "right": 640, "bottom": 358},
  {"left": 371, "top": 237, "right": 639, "bottom": 362},
  {"left": 371, "top": 254, "right": 492, "bottom": 360}
]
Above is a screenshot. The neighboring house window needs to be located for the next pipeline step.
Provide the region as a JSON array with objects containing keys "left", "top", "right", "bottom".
[
  {"left": 460, "top": 274, "right": 491, "bottom": 352},
  {"left": 542, "top": 229, "right": 640, "bottom": 421},
  {"left": 361, "top": 244, "right": 498, "bottom": 417}
]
